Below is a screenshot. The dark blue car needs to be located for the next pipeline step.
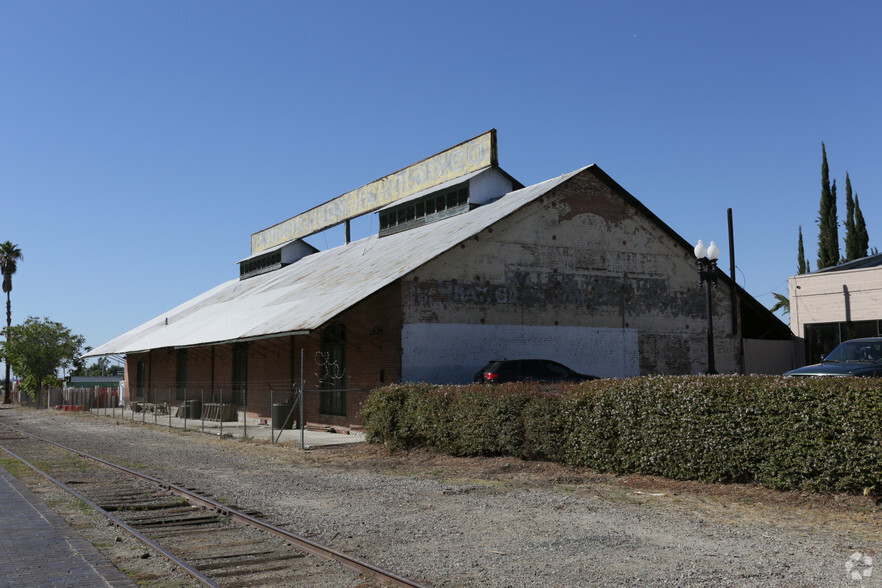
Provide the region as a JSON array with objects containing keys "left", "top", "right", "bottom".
[{"left": 785, "top": 337, "right": 882, "bottom": 377}]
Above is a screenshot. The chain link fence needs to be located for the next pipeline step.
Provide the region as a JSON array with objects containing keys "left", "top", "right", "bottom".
[{"left": 45, "top": 384, "right": 365, "bottom": 450}]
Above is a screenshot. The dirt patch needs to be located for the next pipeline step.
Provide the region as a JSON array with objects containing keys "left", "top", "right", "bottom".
[
  {"left": 314, "top": 442, "right": 882, "bottom": 543},
  {"left": 4, "top": 407, "right": 881, "bottom": 587}
]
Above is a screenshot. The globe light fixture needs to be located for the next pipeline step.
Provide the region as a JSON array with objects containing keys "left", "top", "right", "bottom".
[{"left": 694, "top": 240, "right": 719, "bottom": 374}]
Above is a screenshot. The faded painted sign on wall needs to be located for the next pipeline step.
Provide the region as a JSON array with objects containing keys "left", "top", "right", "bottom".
[
  {"left": 407, "top": 272, "right": 675, "bottom": 314},
  {"left": 251, "top": 130, "right": 497, "bottom": 254}
]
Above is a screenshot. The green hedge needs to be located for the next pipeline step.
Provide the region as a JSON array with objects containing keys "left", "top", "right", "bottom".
[{"left": 360, "top": 375, "right": 882, "bottom": 492}]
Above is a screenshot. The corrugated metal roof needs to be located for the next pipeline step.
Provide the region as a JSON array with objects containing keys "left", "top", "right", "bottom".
[{"left": 86, "top": 167, "right": 587, "bottom": 357}]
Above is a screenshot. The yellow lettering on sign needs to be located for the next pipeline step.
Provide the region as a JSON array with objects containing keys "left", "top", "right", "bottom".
[{"left": 251, "top": 130, "right": 496, "bottom": 253}]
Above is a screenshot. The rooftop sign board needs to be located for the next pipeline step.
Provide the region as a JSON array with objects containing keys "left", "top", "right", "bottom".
[{"left": 251, "top": 129, "right": 497, "bottom": 254}]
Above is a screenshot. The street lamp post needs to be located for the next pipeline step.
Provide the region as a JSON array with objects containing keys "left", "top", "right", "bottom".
[{"left": 694, "top": 240, "right": 720, "bottom": 374}]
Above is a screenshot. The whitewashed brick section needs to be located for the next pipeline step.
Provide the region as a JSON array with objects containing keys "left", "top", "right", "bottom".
[{"left": 402, "top": 323, "right": 639, "bottom": 384}]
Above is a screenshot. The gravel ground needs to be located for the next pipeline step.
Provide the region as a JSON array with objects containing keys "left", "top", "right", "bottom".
[{"left": 2, "top": 406, "right": 880, "bottom": 587}]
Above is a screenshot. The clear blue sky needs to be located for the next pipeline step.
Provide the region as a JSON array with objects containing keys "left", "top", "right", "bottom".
[{"left": 2, "top": 1, "right": 881, "bottom": 370}]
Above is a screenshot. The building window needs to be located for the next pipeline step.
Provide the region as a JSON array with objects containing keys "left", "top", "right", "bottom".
[
  {"left": 175, "top": 349, "right": 187, "bottom": 401},
  {"left": 320, "top": 322, "right": 346, "bottom": 417},
  {"left": 239, "top": 250, "right": 283, "bottom": 279},
  {"left": 378, "top": 182, "right": 470, "bottom": 236},
  {"left": 136, "top": 358, "right": 146, "bottom": 399},
  {"left": 804, "top": 320, "right": 881, "bottom": 364},
  {"left": 840, "top": 320, "right": 879, "bottom": 341},
  {"left": 233, "top": 343, "right": 248, "bottom": 405}
]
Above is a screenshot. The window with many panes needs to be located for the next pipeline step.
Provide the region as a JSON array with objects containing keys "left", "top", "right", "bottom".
[
  {"left": 239, "top": 250, "right": 283, "bottom": 279},
  {"left": 320, "top": 322, "right": 346, "bottom": 416},
  {"left": 136, "top": 358, "right": 146, "bottom": 399},
  {"left": 378, "top": 183, "right": 470, "bottom": 235},
  {"left": 175, "top": 349, "right": 187, "bottom": 401},
  {"left": 232, "top": 343, "right": 248, "bottom": 405}
]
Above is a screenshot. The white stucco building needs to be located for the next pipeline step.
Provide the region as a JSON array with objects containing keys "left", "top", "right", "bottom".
[{"left": 789, "top": 254, "right": 882, "bottom": 365}]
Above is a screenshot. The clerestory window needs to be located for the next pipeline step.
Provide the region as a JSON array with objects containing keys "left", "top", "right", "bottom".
[{"left": 378, "top": 183, "right": 470, "bottom": 236}]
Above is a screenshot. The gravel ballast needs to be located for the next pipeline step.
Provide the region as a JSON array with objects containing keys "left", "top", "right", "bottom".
[{"left": 1, "top": 407, "right": 879, "bottom": 587}]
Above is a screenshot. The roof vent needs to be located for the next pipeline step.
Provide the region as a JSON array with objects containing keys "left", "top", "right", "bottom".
[
  {"left": 379, "top": 182, "right": 471, "bottom": 237},
  {"left": 238, "top": 239, "right": 318, "bottom": 280},
  {"left": 377, "top": 168, "right": 517, "bottom": 237}
]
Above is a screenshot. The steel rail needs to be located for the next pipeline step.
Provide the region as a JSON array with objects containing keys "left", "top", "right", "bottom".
[
  {"left": 0, "top": 442, "right": 220, "bottom": 588},
  {"left": 0, "top": 422, "right": 428, "bottom": 588}
]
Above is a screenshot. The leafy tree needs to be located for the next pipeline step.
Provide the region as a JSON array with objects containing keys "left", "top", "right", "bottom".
[
  {"left": 816, "top": 144, "right": 839, "bottom": 269},
  {"left": 2, "top": 317, "right": 85, "bottom": 407},
  {"left": 0, "top": 241, "right": 22, "bottom": 404},
  {"left": 71, "top": 356, "right": 114, "bottom": 377},
  {"left": 797, "top": 226, "right": 810, "bottom": 274}
]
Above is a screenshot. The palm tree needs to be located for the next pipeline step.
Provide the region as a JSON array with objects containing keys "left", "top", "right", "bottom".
[
  {"left": 1, "top": 241, "right": 22, "bottom": 404},
  {"left": 770, "top": 292, "right": 789, "bottom": 317}
]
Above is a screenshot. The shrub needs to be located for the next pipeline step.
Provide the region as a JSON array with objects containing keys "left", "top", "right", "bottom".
[{"left": 360, "top": 376, "right": 882, "bottom": 492}]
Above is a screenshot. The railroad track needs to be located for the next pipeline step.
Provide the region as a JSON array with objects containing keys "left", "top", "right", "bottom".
[{"left": 0, "top": 422, "right": 427, "bottom": 588}]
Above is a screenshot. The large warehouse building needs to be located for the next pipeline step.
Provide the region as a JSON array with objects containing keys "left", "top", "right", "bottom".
[{"left": 87, "top": 131, "right": 789, "bottom": 430}]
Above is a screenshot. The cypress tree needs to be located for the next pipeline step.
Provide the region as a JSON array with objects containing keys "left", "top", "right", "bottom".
[
  {"left": 854, "top": 194, "right": 869, "bottom": 258},
  {"left": 797, "top": 226, "right": 810, "bottom": 274},
  {"left": 817, "top": 143, "right": 839, "bottom": 269},
  {"left": 843, "top": 173, "right": 858, "bottom": 261}
]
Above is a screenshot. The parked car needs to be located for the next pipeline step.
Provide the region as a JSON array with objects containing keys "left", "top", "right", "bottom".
[
  {"left": 784, "top": 337, "right": 882, "bottom": 377},
  {"left": 474, "top": 359, "right": 598, "bottom": 383}
]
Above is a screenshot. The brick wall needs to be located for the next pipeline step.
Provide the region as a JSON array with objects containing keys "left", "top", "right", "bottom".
[
  {"left": 401, "top": 167, "right": 740, "bottom": 376},
  {"left": 124, "top": 282, "right": 401, "bottom": 429},
  {"left": 300, "top": 282, "right": 402, "bottom": 428}
]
